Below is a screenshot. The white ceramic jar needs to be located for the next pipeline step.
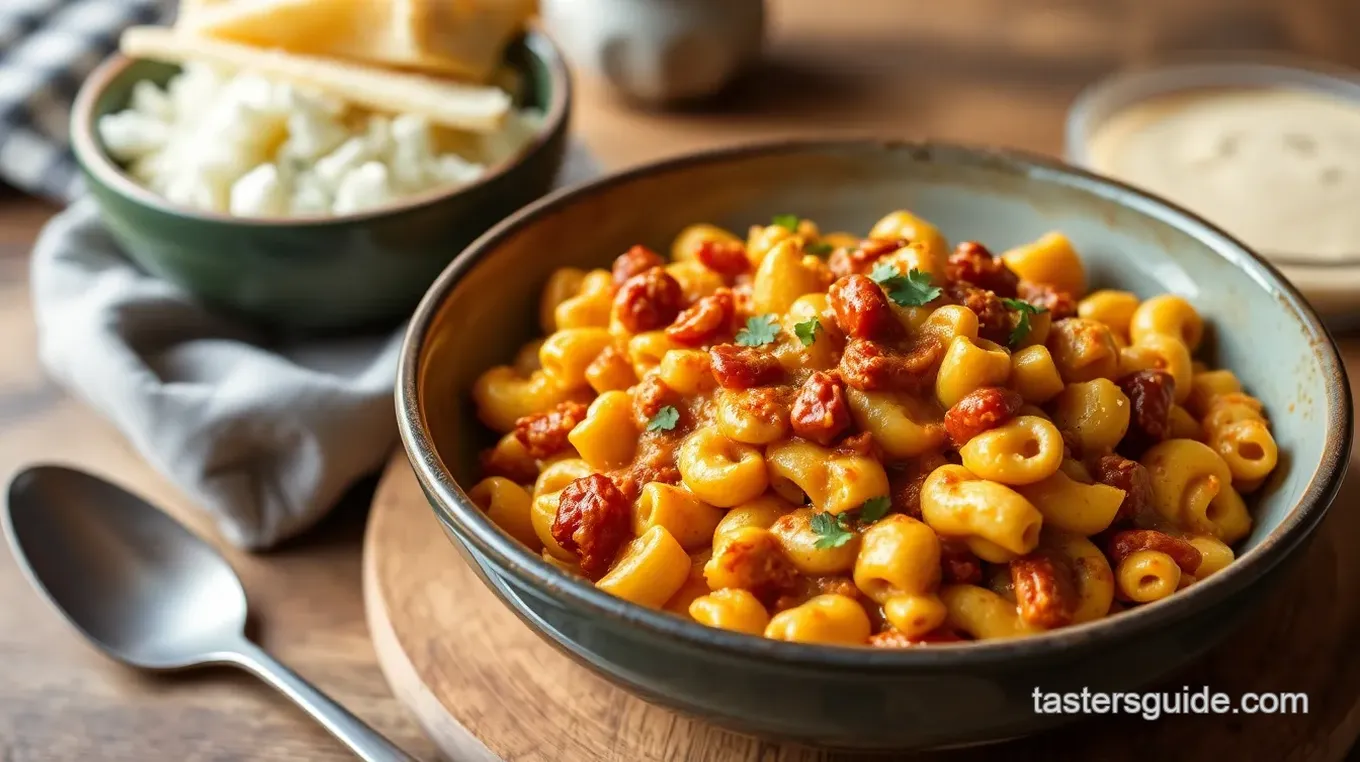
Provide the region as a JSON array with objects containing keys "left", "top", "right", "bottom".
[{"left": 540, "top": 0, "right": 765, "bottom": 104}]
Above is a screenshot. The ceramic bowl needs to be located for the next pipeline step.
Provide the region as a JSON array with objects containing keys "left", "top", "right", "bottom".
[
  {"left": 1064, "top": 53, "right": 1360, "bottom": 324},
  {"left": 70, "top": 32, "right": 570, "bottom": 333},
  {"left": 540, "top": 0, "right": 764, "bottom": 103},
  {"left": 397, "top": 140, "right": 1351, "bottom": 749}
]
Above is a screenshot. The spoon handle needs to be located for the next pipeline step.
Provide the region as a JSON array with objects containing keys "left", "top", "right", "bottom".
[{"left": 224, "top": 640, "right": 417, "bottom": 762}]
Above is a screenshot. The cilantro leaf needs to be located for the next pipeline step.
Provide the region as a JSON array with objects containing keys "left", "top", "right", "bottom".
[
  {"left": 646, "top": 405, "right": 679, "bottom": 432},
  {"left": 805, "top": 241, "right": 834, "bottom": 256},
  {"left": 735, "top": 314, "right": 780, "bottom": 346},
  {"left": 869, "top": 259, "right": 900, "bottom": 284},
  {"left": 870, "top": 261, "right": 942, "bottom": 307},
  {"left": 811, "top": 511, "right": 855, "bottom": 549},
  {"left": 857, "top": 495, "right": 891, "bottom": 523},
  {"left": 772, "top": 214, "right": 800, "bottom": 232},
  {"left": 809, "top": 494, "right": 894, "bottom": 547},
  {"left": 794, "top": 317, "right": 821, "bottom": 347},
  {"left": 1001, "top": 297, "right": 1048, "bottom": 347}
]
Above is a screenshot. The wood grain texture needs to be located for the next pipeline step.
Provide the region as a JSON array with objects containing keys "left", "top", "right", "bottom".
[
  {"left": 4, "top": 0, "right": 1360, "bottom": 757},
  {"left": 364, "top": 410, "right": 1360, "bottom": 762}
]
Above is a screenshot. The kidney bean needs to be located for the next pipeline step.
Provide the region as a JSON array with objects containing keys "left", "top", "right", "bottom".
[
  {"left": 1010, "top": 551, "right": 1076, "bottom": 629},
  {"left": 709, "top": 344, "right": 783, "bottom": 389},
  {"left": 613, "top": 267, "right": 683, "bottom": 333},
  {"left": 1018, "top": 280, "right": 1077, "bottom": 320},
  {"left": 943, "top": 387, "right": 1024, "bottom": 447},
  {"left": 708, "top": 530, "right": 798, "bottom": 604},
  {"left": 828, "top": 238, "right": 907, "bottom": 278},
  {"left": 789, "top": 371, "right": 851, "bottom": 445},
  {"left": 945, "top": 283, "right": 1011, "bottom": 345},
  {"left": 839, "top": 337, "right": 942, "bottom": 392},
  {"left": 828, "top": 274, "right": 898, "bottom": 340},
  {"left": 695, "top": 239, "right": 750, "bottom": 276},
  {"left": 665, "top": 288, "right": 735, "bottom": 346},
  {"left": 513, "top": 400, "right": 589, "bottom": 460},
  {"left": 945, "top": 241, "right": 1019, "bottom": 297},
  {"left": 612, "top": 244, "right": 665, "bottom": 285},
  {"left": 1090, "top": 453, "right": 1155, "bottom": 525},
  {"left": 610, "top": 430, "right": 683, "bottom": 501},
  {"left": 631, "top": 374, "right": 679, "bottom": 425},
  {"left": 1107, "top": 529, "right": 1203, "bottom": 575},
  {"left": 1118, "top": 370, "right": 1175, "bottom": 456},
  {"left": 552, "top": 474, "right": 632, "bottom": 578}
]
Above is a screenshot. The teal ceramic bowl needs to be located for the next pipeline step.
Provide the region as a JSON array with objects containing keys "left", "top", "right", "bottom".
[
  {"left": 70, "top": 32, "right": 570, "bottom": 333},
  {"left": 397, "top": 140, "right": 1351, "bottom": 749}
]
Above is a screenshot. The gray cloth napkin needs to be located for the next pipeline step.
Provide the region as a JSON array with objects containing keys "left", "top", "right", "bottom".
[{"left": 31, "top": 143, "right": 599, "bottom": 549}]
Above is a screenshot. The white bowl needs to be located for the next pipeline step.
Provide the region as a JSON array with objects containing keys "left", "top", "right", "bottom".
[
  {"left": 540, "top": 0, "right": 764, "bottom": 103},
  {"left": 1066, "top": 53, "right": 1360, "bottom": 322}
]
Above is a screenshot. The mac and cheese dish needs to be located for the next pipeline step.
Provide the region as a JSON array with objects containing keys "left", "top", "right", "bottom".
[{"left": 469, "top": 210, "right": 1280, "bottom": 647}]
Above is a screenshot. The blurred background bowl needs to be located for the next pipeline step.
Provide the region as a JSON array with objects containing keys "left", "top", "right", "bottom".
[
  {"left": 70, "top": 31, "right": 570, "bottom": 334},
  {"left": 540, "top": 0, "right": 764, "bottom": 104},
  {"left": 1064, "top": 53, "right": 1360, "bottom": 323},
  {"left": 396, "top": 140, "right": 1350, "bottom": 749}
]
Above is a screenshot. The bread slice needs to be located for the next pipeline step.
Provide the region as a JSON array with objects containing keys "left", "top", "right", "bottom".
[
  {"left": 177, "top": 0, "right": 537, "bottom": 82},
  {"left": 120, "top": 25, "right": 512, "bottom": 132}
]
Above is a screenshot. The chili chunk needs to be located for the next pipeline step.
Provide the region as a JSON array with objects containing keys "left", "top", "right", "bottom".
[
  {"left": 514, "top": 401, "right": 588, "bottom": 459},
  {"left": 790, "top": 372, "right": 851, "bottom": 445},
  {"left": 553, "top": 474, "right": 632, "bottom": 578},
  {"left": 614, "top": 267, "right": 683, "bottom": 333},
  {"left": 943, "top": 387, "right": 1023, "bottom": 447}
]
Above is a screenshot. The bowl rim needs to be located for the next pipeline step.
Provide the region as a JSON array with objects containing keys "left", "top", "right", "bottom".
[
  {"left": 69, "top": 28, "right": 571, "bottom": 228},
  {"left": 1063, "top": 50, "right": 1360, "bottom": 269},
  {"left": 397, "top": 138, "right": 1353, "bottom": 670}
]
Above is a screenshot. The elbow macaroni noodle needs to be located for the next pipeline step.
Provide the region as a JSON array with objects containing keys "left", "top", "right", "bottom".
[{"left": 468, "top": 210, "right": 1282, "bottom": 646}]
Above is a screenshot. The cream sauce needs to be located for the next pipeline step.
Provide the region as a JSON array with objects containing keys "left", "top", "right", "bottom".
[{"left": 1087, "top": 88, "right": 1360, "bottom": 263}]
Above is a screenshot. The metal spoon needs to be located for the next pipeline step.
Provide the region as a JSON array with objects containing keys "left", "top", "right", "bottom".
[{"left": 2, "top": 464, "right": 415, "bottom": 762}]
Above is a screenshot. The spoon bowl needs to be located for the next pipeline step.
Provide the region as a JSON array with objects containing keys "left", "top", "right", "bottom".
[
  {"left": 2, "top": 464, "right": 414, "bottom": 762},
  {"left": 5, "top": 465, "right": 247, "bottom": 670}
]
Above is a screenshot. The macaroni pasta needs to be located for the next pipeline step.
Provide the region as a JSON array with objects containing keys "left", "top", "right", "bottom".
[{"left": 469, "top": 210, "right": 1281, "bottom": 646}]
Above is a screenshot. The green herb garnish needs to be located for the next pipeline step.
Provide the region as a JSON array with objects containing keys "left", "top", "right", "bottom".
[
  {"left": 810, "top": 495, "right": 893, "bottom": 548},
  {"left": 811, "top": 511, "right": 855, "bottom": 549},
  {"left": 794, "top": 317, "right": 821, "bottom": 347},
  {"left": 869, "top": 262, "right": 942, "bottom": 307},
  {"left": 646, "top": 405, "right": 679, "bottom": 432},
  {"left": 772, "top": 214, "right": 800, "bottom": 232},
  {"left": 1001, "top": 297, "right": 1047, "bottom": 347},
  {"left": 869, "top": 260, "right": 899, "bottom": 283},
  {"left": 735, "top": 314, "right": 780, "bottom": 346},
  {"left": 857, "top": 495, "right": 892, "bottom": 523},
  {"left": 805, "top": 241, "right": 834, "bottom": 256}
]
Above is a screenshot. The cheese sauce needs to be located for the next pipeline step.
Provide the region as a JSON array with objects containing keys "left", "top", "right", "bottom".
[{"left": 1087, "top": 88, "right": 1360, "bottom": 263}]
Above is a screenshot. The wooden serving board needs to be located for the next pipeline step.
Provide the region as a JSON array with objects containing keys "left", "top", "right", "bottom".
[{"left": 363, "top": 438, "right": 1360, "bottom": 762}]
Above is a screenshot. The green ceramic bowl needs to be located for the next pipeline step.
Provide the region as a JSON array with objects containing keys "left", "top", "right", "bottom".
[
  {"left": 70, "top": 32, "right": 570, "bottom": 333},
  {"left": 398, "top": 140, "right": 1352, "bottom": 749}
]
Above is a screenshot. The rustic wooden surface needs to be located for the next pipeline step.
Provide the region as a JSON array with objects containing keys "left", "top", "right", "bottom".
[
  {"left": 2, "top": 0, "right": 1360, "bottom": 759},
  {"left": 365, "top": 443, "right": 1360, "bottom": 762}
]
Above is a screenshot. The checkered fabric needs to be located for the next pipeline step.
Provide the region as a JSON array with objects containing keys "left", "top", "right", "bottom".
[{"left": 0, "top": 0, "right": 170, "bottom": 202}]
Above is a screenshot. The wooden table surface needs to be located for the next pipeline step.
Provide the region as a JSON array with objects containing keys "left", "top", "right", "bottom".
[{"left": 2, "top": 1, "right": 1359, "bottom": 759}]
